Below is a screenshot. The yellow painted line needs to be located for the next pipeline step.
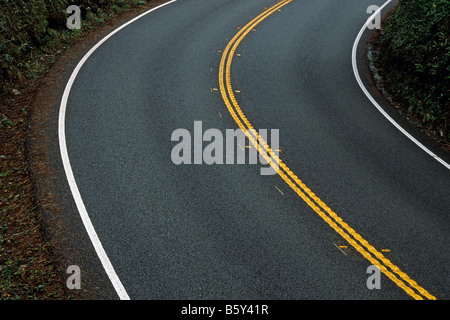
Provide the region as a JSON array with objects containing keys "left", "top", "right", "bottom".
[{"left": 218, "top": 0, "right": 436, "bottom": 300}]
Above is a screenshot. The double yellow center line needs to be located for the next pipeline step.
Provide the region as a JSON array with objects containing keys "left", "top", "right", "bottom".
[{"left": 218, "top": 0, "right": 435, "bottom": 300}]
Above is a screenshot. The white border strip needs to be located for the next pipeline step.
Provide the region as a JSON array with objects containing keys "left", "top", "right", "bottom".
[
  {"left": 58, "top": 0, "right": 178, "bottom": 300},
  {"left": 352, "top": 0, "right": 450, "bottom": 170}
]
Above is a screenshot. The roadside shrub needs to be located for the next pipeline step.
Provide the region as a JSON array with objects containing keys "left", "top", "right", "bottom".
[{"left": 377, "top": 0, "right": 449, "bottom": 140}]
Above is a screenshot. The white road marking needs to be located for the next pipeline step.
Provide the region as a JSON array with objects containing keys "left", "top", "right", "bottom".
[
  {"left": 58, "top": 0, "right": 178, "bottom": 300},
  {"left": 352, "top": 0, "right": 450, "bottom": 170}
]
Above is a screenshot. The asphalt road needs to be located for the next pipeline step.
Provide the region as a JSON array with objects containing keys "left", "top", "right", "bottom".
[{"left": 58, "top": 0, "right": 449, "bottom": 300}]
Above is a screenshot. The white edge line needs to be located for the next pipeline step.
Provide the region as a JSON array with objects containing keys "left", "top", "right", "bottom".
[
  {"left": 352, "top": 0, "right": 450, "bottom": 170},
  {"left": 58, "top": 0, "right": 178, "bottom": 301}
]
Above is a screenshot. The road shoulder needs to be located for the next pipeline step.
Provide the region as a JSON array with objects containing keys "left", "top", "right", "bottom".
[{"left": 25, "top": 0, "right": 170, "bottom": 300}]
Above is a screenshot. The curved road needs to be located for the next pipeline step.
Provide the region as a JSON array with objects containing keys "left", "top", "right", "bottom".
[{"left": 58, "top": 0, "right": 449, "bottom": 300}]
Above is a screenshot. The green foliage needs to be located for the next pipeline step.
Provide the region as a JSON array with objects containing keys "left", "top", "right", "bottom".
[{"left": 378, "top": 0, "right": 449, "bottom": 139}]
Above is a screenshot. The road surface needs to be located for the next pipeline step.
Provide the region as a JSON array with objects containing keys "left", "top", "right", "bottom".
[{"left": 55, "top": 0, "right": 449, "bottom": 300}]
